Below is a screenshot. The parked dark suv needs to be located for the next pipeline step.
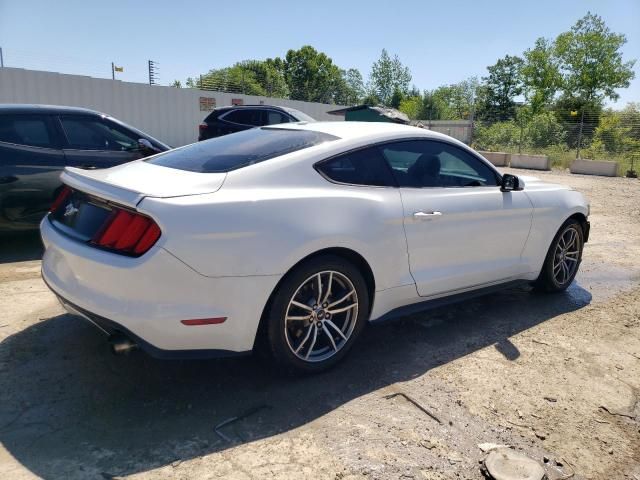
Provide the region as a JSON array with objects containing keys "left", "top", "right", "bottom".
[
  {"left": 0, "top": 104, "right": 169, "bottom": 232},
  {"left": 198, "top": 105, "right": 315, "bottom": 140}
]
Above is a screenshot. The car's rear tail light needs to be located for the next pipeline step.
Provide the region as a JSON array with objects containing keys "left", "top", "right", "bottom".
[
  {"left": 92, "top": 207, "right": 161, "bottom": 256},
  {"left": 199, "top": 123, "right": 208, "bottom": 132},
  {"left": 50, "top": 186, "right": 71, "bottom": 213}
]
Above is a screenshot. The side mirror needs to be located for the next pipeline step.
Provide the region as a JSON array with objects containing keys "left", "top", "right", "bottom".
[
  {"left": 138, "top": 138, "right": 161, "bottom": 153},
  {"left": 500, "top": 174, "right": 525, "bottom": 192}
]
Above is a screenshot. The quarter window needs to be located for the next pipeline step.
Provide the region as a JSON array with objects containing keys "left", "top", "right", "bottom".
[
  {"left": 380, "top": 140, "right": 499, "bottom": 188},
  {"left": 316, "top": 147, "right": 395, "bottom": 187},
  {"left": 0, "top": 115, "right": 53, "bottom": 148},
  {"left": 266, "top": 111, "right": 291, "bottom": 125}
]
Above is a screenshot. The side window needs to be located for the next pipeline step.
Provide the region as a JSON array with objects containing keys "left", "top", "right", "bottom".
[
  {"left": 380, "top": 140, "right": 499, "bottom": 188},
  {"left": 265, "top": 111, "right": 291, "bottom": 125},
  {"left": 316, "top": 147, "right": 395, "bottom": 187},
  {"left": 223, "top": 109, "right": 263, "bottom": 126},
  {"left": 60, "top": 116, "right": 138, "bottom": 151},
  {"left": 0, "top": 114, "right": 53, "bottom": 148}
]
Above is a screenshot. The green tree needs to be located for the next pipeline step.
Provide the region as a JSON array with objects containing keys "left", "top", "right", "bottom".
[
  {"left": 479, "top": 55, "right": 524, "bottom": 121},
  {"left": 282, "top": 45, "right": 343, "bottom": 103},
  {"left": 369, "top": 49, "right": 412, "bottom": 106},
  {"left": 555, "top": 12, "right": 636, "bottom": 104},
  {"left": 521, "top": 38, "right": 562, "bottom": 114},
  {"left": 334, "top": 68, "right": 365, "bottom": 105},
  {"left": 398, "top": 95, "right": 422, "bottom": 120},
  {"left": 186, "top": 60, "right": 288, "bottom": 97}
]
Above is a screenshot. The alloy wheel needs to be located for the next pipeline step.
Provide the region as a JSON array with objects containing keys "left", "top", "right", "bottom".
[
  {"left": 552, "top": 225, "right": 581, "bottom": 285},
  {"left": 284, "top": 270, "right": 359, "bottom": 363}
]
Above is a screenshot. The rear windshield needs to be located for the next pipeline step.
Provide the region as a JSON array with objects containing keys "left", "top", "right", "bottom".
[{"left": 147, "top": 127, "right": 337, "bottom": 173}]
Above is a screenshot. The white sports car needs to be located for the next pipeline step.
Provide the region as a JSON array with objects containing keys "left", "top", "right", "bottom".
[{"left": 41, "top": 122, "right": 590, "bottom": 372}]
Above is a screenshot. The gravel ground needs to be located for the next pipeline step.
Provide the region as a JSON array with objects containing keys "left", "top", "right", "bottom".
[{"left": 0, "top": 168, "right": 639, "bottom": 480}]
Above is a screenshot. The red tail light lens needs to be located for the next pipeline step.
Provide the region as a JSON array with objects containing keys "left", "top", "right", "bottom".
[
  {"left": 50, "top": 186, "right": 71, "bottom": 213},
  {"left": 92, "top": 208, "right": 161, "bottom": 256},
  {"left": 199, "top": 123, "right": 208, "bottom": 132}
]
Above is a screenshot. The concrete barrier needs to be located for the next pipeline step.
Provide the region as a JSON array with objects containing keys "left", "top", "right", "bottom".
[
  {"left": 479, "top": 151, "right": 510, "bottom": 167},
  {"left": 509, "top": 154, "right": 551, "bottom": 171},
  {"left": 570, "top": 159, "right": 618, "bottom": 177}
]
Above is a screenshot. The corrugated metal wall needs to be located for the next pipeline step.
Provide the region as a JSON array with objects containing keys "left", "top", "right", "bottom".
[{"left": 0, "top": 68, "right": 347, "bottom": 147}]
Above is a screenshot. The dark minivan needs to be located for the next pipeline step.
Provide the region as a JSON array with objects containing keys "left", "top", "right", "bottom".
[
  {"left": 198, "top": 105, "right": 315, "bottom": 141},
  {"left": 0, "top": 104, "right": 169, "bottom": 232}
]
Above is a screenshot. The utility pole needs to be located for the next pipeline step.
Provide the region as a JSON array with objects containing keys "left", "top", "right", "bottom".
[
  {"left": 111, "top": 62, "right": 115, "bottom": 80},
  {"left": 148, "top": 60, "right": 158, "bottom": 85},
  {"left": 0, "top": 47, "right": 4, "bottom": 68}
]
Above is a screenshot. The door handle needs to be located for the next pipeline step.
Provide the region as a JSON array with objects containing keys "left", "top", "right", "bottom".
[{"left": 413, "top": 211, "right": 442, "bottom": 219}]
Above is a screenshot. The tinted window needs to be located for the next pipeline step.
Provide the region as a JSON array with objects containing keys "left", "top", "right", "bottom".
[
  {"left": 61, "top": 117, "right": 139, "bottom": 151},
  {"left": 265, "top": 111, "right": 291, "bottom": 125},
  {"left": 380, "top": 140, "right": 499, "bottom": 188},
  {"left": 223, "top": 109, "right": 263, "bottom": 126},
  {"left": 316, "top": 148, "right": 395, "bottom": 187},
  {"left": 0, "top": 115, "right": 53, "bottom": 148},
  {"left": 147, "top": 127, "right": 338, "bottom": 173}
]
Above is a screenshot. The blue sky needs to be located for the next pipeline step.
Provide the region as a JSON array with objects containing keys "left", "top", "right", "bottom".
[{"left": 1, "top": 0, "right": 638, "bottom": 106}]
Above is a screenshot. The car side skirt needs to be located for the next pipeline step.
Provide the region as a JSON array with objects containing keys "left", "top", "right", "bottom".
[{"left": 371, "top": 279, "right": 530, "bottom": 323}]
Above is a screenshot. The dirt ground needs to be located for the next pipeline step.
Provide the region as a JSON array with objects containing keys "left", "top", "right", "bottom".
[{"left": 0, "top": 168, "right": 639, "bottom": 480}]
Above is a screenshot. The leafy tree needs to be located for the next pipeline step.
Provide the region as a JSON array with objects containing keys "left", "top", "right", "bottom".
[
  {"left": 555, "top": 12, "right": 636, "bottom": 104},
  {"left": 521, "top": 38, "right": 562, "bottom": 114},
  {"left": 170, "top": 80, "right": 182, "bottom": 88},
  {"left": 186, "top": 60, "right": 288, "bottom": 97},
  {"left": 398, "top": 96, "right": 422, "bottom": 120},
  {"left": 390, "top": 88, "right": 405, "bottom": 109},
  {"left": 479, "top": 55, "right": 524, "bottom": 121},
  {"left": 369, "top": 49, "right": 412, "bottom": 106},
  {"left": 282, "top": 45, "right": 343, "bottom": 103},
  {"left": 334, "top": 68, "right": 365, "bottom": 105}
]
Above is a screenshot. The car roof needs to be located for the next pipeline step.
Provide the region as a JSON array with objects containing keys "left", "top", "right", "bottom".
[
  {"left": 272, "top": 121, "right": 454, "bottom": 142},
  {"left": 0, "top": 104, "right": 105, "bottom": 115}
]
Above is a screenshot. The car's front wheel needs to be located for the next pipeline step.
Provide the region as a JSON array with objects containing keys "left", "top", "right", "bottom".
[
  {"left": 265, "top": 255, "right": 369, "bottom": 374},
  {"left": 535, "top": 218, "right": 585, "bottom": 292}
]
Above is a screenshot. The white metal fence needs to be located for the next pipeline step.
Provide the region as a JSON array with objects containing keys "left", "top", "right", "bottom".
[{"left": 0, "top": 68, "right": 347, "bottom": 147}]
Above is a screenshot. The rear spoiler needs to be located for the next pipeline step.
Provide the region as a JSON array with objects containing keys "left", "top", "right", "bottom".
[{"left": 61, "top": 167, "right": 143, "bottom": 209}]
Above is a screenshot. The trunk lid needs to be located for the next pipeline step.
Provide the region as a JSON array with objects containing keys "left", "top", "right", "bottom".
[{"left": 61, "top": 160, "right": 226, "bottom": 209}]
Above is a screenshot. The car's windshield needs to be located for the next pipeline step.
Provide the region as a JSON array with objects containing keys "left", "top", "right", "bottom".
[{"left": 146, "top": 127, "right": 337, "bottom": 173}]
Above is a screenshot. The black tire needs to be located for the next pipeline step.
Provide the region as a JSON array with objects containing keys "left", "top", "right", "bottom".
[
  {"left": 264, "top": 254, "right": 369, "bottom": 374},
  {"left": 534, "top": 218, "right": 584, "bottom": 293}
]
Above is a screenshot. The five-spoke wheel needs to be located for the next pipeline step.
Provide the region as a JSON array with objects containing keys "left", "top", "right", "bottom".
[
  {"left": 535, "top": 218, "right": 584, "bottom": 292},
  {"left": 264, "top": 255, "right": 369, "bottom": 373}
]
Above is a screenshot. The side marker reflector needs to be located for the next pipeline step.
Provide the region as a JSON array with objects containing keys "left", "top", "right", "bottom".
[{"left": 180, "top": 317, "right": 227, "bottom": 326}]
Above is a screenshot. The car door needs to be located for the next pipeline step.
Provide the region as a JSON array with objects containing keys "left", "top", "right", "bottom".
[
  {"left": 57, "top": 115, "right": 145, "bottom": 170},
  {"left": 0, "top": 113, "right": 66, "bottom": 230},
  {"left": 379, "top": 139, "right": 533, "bottom": 297}
]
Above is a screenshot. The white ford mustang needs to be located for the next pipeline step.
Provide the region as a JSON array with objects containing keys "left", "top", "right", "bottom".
[{"left": 41, "top": 122, "right": 589, "bottom": 372}]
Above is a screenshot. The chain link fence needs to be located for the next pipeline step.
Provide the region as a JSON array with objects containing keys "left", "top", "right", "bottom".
[{"left": 471, "top": 107, "right": 640, "bottom": 175}]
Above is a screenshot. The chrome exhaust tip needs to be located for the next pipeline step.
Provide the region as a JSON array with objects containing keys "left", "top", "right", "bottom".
[{"left": 109, "top": 334, "right": 138, "bottom": 355}]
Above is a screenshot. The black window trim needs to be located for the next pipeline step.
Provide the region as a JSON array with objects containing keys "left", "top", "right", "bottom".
[{"left": 314, "top": 137, "right": 503, "bottom": 189}]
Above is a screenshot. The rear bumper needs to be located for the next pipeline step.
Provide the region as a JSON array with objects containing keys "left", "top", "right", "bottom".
[
  {"left": 41, "top": 217, "right": 281, "bottom": 354},
  {"left": 50, "top": 286, "right": 248, "bottom": 359}
]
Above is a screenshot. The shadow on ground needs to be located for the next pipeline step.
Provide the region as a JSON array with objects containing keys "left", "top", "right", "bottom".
[
  {"left": 0, "top": 231, "right": 43, "bottom": 263},
  {"left": 0, "top": 281, "right": 591, "bottom": 479}
]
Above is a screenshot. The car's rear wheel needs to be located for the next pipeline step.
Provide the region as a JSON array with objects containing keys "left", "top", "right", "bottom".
[
  {"left": 535, "top": 218, "right": 584, "bottom": 292},
  {"left": 265, "top": 255, "right": 369, "bottom": 374}
]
